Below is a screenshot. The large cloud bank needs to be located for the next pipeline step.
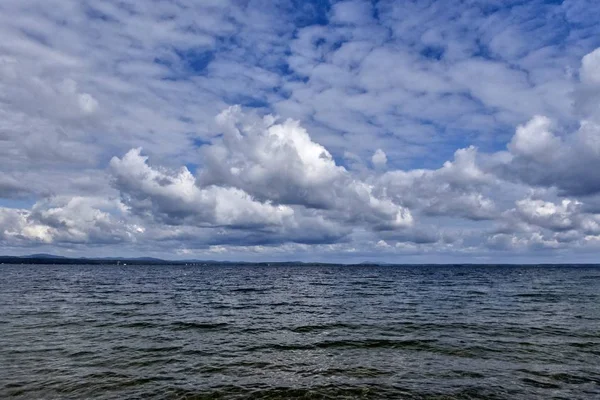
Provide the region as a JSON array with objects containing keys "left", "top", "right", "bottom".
[
  {"left": 3, "top": 43, "right": 600, "bottom": 261},
  {"left": 1, "top": 1, "right": 600, "bottom": 261}
]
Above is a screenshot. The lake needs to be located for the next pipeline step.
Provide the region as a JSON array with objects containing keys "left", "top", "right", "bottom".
[{"left": 1, "top": 264, "right": 599, "bottom": 399}]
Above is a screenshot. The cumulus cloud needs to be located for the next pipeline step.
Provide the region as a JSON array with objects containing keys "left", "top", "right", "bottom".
[
  {"left": 378, "top": 146, "right": 498, "bottom": 221},
  {"left": 200, "top": 106, "right": 346, "bottom": 209},
  {"left": 496, "top": 197, "right": 600, "bottom": 237},
  {"left": 109, "top": 146, "right": 352, "bottom": 246},
  {"left": 0, "top": 208, "right": 51, "bottom": 244},
  {"left": 498, "top": 112, "right": 600, "bottom": 197},
  {"left": 0, "top": 196, "right": 137, "bottom": 246},
  {"left": 371, "top": 149, "right": 387, "bottom": 168},
  {"left": 110, "top": 147, "right": 294, "bottom": 228},
  {"left": 199, "top": 106, "right": 413, "bottom": 230},
  {"left": 514, "top": 198, "right": 581, "bottom": 232},
  {"left": 581, "top": 48, "right": 600, "bottom": 85}
]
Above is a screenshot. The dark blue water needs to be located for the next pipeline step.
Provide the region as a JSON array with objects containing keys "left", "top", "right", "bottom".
[{"left": 1, "top": 264, "right": 599, "bottom": 399}]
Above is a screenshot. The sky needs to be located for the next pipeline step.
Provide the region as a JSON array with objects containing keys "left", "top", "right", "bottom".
[{"left": 1, "top": 0, "right": 600, "bottom": 263}]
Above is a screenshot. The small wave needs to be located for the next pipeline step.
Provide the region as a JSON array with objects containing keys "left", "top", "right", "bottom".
[
  {"left": 143, "top": 345, "right": 183, "bottom": 353},
  {"left": 465, "top": 290, "right": 488, "bottom": 296},
  {"left": 125, "top": 376, "right": 177, "bottom": 386},
  {"left": 448, "top": 370, "right": 485, "bottom": 378},
  {"left": 311, "top": 282, "right": 335, "bottom": 286},
  {"left": 317, "top": 366, "right": 392, "bottom": 378},
  {"left": 160, "top": 384, "right": 399, "bottom": 399},
  {"left": 513, "top": 293, "right": 562, "bottom": 301},
  {"left": 157, "top": 384, "right": 508, "bottom": 400},
  {"left": 520, "top": 369, "right": 600, "bottom": 385},
  {"left": 67, "top": 350, "right": 96, "bottom": 358},
  {"left": 288, "top": 323, "right": 357, "bottom": 333},
  {"left": 112, "top": 345, "right": 183, "bottom": 353},
  {"left": 521, "top": 377, "right": 561, "bottom": 389},
  {"left": 88, "top": 300, "right": 162, "bottom": 306},
  {"left": 122, "top": 321, "right": 160, "bottom": 329},
  {"left": 248, "top": 338, "right": 439, "bottom": 352},
  {"left": 568, "top": 341, "right": 598, "bottom": 348},
  {"left": 83, "top": 371, "right": 130, "bottom": 380},
  {"left": 550, "top": 373, "right": 600, "bottom": 385},
  {"left": 230, "top": 287, "right": 269, "bottom": 293},
  {"left": 170, "top": 321, "right": 228, "bottom": 331},
  {"left": 313, "top": 339, "right": 439, "bottom": 350},
  {"left": 125, "top": 357, "right": 182, "bottom": 368}
]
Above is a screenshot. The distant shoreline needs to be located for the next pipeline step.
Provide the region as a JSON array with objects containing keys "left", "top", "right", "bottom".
[
  {"left": 1, "top": 255, "right": 599, "bottom": 267},
  {"left": 0, "top": 255, "right": 368, "bottom": 266}
]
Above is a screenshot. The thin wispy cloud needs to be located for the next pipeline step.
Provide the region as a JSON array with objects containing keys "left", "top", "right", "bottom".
[{"left": 1, "top": 0, "right": 599, "bottom": 262}]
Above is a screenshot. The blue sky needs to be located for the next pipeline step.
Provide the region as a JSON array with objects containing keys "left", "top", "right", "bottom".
[{"left": 1, "top": 0, "right": 600, "bottom": 262}]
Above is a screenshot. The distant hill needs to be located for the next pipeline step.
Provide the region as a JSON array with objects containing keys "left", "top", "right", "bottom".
[
  {"left": 26, "top": 253, "right": 69, "bottom": 259},
  {"left": 0, "top": 254, "right": 339, "bottom": 266},
  {"left": 87, "top": 256, "right": 167, "bottom": 262},
  {"left": 0, "top": 254, "right": 174, "bottom": 265}
]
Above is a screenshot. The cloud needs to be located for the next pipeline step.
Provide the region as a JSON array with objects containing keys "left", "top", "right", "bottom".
[
  {"left": 0, "top": 57, "right": 102, "bottom": 167},
  {"left": 581, "top": 48, "right": 600, "bottom": 85},
  {"left": 1, "top": 1, "right": 600, "bottom": 261},
  {"left": 495, "top": 196, "right": 600, "bottom": 238},
  {"left": 0, "top": 174, "right": 31, "bottom": 199},
  {"left": 275, "top": 0, "right": 593, "bottom": 167},
  {"left": 514, "top": 198, "right": 585, "bottom": 232},
  {"left": 109, "top": 146, "right": 350, "bottom": 246},
  {"left": 0, "top": 208, "right": 50, "bottom": 243},
  {"left": 110, "top": 147, "right": 294, "bottom": 229},
  {"left": 497, "top": 113, "right": 600, "bottom": 197},
  {"left": 371, "top": 149, "right": 387, "bottom": 168},
  {"left": 330, "top": 0, "right": 374, "bottom": 26},
  {"left": 0, "top": 196, "right": 137, "bottom": 246},
  {"left": 378, "top": 146, "right": 498, "bottom": 221},
  {"left": 199, "top": 106, "right": 414, "bottom": 230}
]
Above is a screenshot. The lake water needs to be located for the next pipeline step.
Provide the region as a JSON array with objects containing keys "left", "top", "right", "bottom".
[{"left": 1, "top": 264, "right": 599, "bottom": 399}]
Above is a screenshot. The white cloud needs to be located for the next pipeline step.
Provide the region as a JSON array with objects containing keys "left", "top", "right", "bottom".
[
  {"left": 371, "top": 149, "right": 387, "bottom": 168},
  {"left": 508, "top": 116, "right": 561, "bottom": 162},
  {"left": 0, "top": 196, "right": 137, "bottom": 246},
  {"left": 200, "top": 106, "right": 413, "bottom": 230},
  {"left": 110, "top": 147, "right": 294, "bottom": 228},
  {"left": 514, "top": 198, "right": 581, "bottom": 232},
  {"left": 378, "top": 146, "right": 498, "bottom": 221},
  {"left": 330, "top": 0, "right": 374, "bottom": 25},
  {"left": 581, "top": 48, "right": 600, "bottom": 85},
  {"left": 498, "top": 115, "right": 600, "bottom": 196}
]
